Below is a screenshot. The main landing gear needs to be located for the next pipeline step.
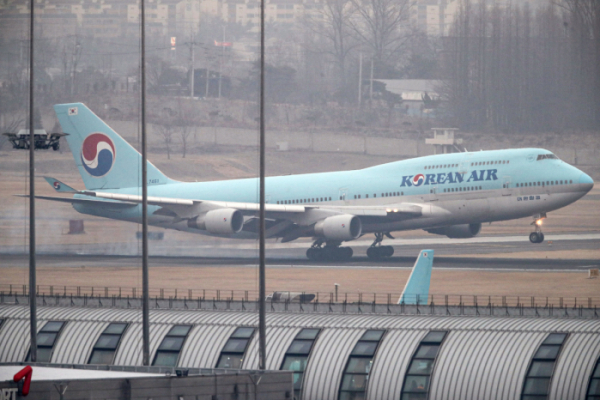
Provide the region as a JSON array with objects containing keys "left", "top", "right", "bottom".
[
  {"left": 366, "top": 232, "right": 395, "bottom": 260},
  {"left": 306, "top": 239, "right": 353, "bottom": 261},
  {"left": 529, "top": 213, "right": 546, "bottom": 244}
]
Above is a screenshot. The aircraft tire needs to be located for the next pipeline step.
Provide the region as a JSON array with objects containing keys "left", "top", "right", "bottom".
[
  {"left": 383, "top": 246, "right": 394, "bottom": 257},
  {"left": 539, "top": 233, "right": 545, "bottom": 243},
  {"left": 306, "top": 248, "right": 319, "bottom": 260},
  {"left": 340, "top": 247, "right": 353, "bottom": 260},
  {"left": 367, "top": 246, "right": 394, "bottom": 259},
  {"left": 367, "top": 247, "right": 381, "bottom": 260},
  {"left": 529, "top": 232, "right": 542, "bottom": 244}
]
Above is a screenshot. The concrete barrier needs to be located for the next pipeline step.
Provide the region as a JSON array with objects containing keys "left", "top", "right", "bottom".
[
  {"left": 313, "top": 133, "right": 365, "bottom": 153},
  {"left": 365, "top": 137, "right": 418, "bottom": 157}
]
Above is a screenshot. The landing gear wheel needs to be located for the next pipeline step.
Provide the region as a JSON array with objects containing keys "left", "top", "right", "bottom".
[
  {"left": 529, "top": 232, "right": 543, "bottom": 244},
  {"left": 307, "top": 246, "right": 353, "bottom": 261},
  {"left": 367, "top": 246, "right": 380, "bottom": 259},
  {"left": 382, "top": 246, "right": 394, "bottom": 257},
  {"left": 367, "top": 246, "right": 394, "bottom": 259},
  {"left": 341, "top": 247, "right": 353, "bottom": 260}
]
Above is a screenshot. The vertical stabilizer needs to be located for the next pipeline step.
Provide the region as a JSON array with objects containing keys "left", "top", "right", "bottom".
[
  {"left": 398, "top": 249, "right": 434, "bottom": 305},
  {"left": 54, "top": 103, "right": 172, "bottom": 190}
]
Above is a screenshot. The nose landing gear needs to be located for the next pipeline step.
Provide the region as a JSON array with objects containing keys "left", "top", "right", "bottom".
[
  {"left": 306, "top": 239, "right": 353, "bottom": 261},
  {"left": 529, "top": 213, "right": 546, "bottom": 244},
  {"left": 366, "top": 232, "right": 395, "bottom": 260}
]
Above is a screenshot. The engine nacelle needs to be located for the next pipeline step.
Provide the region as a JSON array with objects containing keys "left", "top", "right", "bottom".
[
  {"left": 314, "top": 214, "right": 362, "bottom": 241},
  {"left": 187, "top": 208, "right": 244, "bottom": 234},
  {"left": 427, "top": 223, "right": 482, "bottom": 239}
]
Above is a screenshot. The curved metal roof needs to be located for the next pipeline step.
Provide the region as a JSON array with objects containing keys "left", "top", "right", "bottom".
[
  {"left": 367, "top": 329, "right": 426, "bottom": 400},
  {"left": 1, "top": 305, "right": 599, "bottom": 400}
]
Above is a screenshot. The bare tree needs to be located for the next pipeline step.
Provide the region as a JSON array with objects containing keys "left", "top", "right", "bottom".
[
  {"left": 60, "top": 35, "right": 82, "bottom": 96},
  {"left": 303, "top": 0, "right": 359, "bottom": 95},
  {"left": 347, "top": 0, "right": 412, "bottom": 75},
  {"left": 178, "top": 123, "right": 194, "bottom": 158},
  {"left": 153, "top": 112, "right": 176, "bottom": 160},
  {"left": 440, "top": 0, "right": 600, "bottom": 132}
]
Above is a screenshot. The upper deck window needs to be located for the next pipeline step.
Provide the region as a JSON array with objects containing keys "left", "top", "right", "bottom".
[{"left": 537, "top": 154, "right": 558, "bottom": 161}]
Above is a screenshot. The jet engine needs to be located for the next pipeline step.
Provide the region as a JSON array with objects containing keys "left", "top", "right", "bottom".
[
  {"left": 314, "top": 214, "right": 362, "bottom": 241},
  {"left": 187, "top": 208, "right": 244, "bottom": 234},
  {"left": 427, "top": 223, "right": 482, "bottom": 239}
]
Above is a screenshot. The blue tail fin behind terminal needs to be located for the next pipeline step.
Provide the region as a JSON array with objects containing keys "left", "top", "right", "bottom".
[
  {"left": 398, "top": 250, "right": 434, "bottom": 305},
  {"left": 54, "top": 103, "right": 172, "bottom": 190}
]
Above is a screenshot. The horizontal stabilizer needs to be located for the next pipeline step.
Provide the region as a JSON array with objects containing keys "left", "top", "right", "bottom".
[
  {"left": 43, "top": 177, "right": 78, "bottom": 193},
  {"left": 398, "top": 249, "right": 434, "bottom": 305},
  {"left": 16, "top": 195, "right": 137, "bottom": 209}
]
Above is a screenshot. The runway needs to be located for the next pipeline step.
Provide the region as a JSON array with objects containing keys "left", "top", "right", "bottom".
[{"left": 1, "top": 234, "right": 598, "bottom": 271}]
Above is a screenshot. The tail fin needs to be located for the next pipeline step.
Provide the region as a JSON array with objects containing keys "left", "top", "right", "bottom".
[
  {"left": 398, "top": 249, "right": 434, "bottom": 305},
  {"left": 54, "top": 103, "right": 172, "bottom": 190}
]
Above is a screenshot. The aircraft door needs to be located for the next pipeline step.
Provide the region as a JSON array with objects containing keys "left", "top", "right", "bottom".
[
  {"left": 338, "top": 188, "right": 348, "bottom": 204},
  {"left": 458, "top": 154, "right": 472, "bottom": 175},
  {"left": 429, "top": 186, "right": 438, "bottom": 202},
  {"left": 502, "top": 176, "right": 511, "bottom": 196}
]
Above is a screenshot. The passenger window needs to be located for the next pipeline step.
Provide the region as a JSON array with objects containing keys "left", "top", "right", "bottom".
[{"left": 366, "top": 194, "right": 369, "bottom": 198}]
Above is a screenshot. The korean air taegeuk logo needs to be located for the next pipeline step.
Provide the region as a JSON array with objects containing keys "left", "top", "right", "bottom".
[{"left": 81, "top": 133, "right": 116, "bottom": 177}]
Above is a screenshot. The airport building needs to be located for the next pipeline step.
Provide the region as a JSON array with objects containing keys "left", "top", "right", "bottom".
[{"left": 1, "top": 298, "right": 600, "bottom": 400}]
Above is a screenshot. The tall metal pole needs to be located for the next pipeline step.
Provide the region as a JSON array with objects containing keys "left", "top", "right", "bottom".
[
  {"left": 218, "top": 25, "right": 225, "bottom": 99},
  {"left": 357, "top": 52, "right": 363, "bottom": 107},
  {"left": 258, "top": 0, "right": 267, "bottom": 371},
  {"left": 369, "top": 58, "right": 374, "bottom": 107},
  {"left": 190, "top": 31, "right": 195, "bottom": 98},
  {"left": 28, "top": 0, "right": 37, "bottom": 362},
  {"left": 140, "top": 0, "right": 150, "bottom": 366}
]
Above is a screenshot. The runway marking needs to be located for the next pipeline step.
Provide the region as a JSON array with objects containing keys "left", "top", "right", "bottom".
[
  {"left": 243, "top": 264, "right": 594, "bottom": 272},
  {"left": 208, "top": 233, "right": 600, "bottom": 250}
]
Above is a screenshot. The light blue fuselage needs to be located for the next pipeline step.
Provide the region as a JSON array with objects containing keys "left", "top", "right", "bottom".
[{"left": 73, "top": 148, "right": 594, "bottom": 238}]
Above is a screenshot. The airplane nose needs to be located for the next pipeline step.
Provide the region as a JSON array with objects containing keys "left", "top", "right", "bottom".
[{"left": 579, "top": 172, "right": 594, "bottom": 192}]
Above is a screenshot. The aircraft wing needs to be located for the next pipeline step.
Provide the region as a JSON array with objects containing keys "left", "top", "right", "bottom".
[
  {"left": 78, "top": 190, "right": 425, "bottom": 221},
  {"left": 31, "top": 180, "right": 437, "bottom": 241}
]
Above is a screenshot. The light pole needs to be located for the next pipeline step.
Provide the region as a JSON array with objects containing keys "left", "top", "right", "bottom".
[{"left": 28, "top": 0, "right": 37, "bottom": 362}]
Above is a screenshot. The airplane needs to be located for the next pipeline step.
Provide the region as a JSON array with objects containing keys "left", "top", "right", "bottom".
[
  {"left": 398, "top": 249, "right": 433, "bottom": 305},
  {"left": 31, "top": 103, "right": 594, "bottom": 261}
]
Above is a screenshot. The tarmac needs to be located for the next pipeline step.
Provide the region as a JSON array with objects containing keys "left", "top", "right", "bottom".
[{"left": 1, "top": 233, "right": 598, "bottom": 271}]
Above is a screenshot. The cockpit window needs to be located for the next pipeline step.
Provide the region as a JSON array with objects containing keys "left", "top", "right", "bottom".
[{"left": 537, "top": 154, "right": 558, "bottom": 161}]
